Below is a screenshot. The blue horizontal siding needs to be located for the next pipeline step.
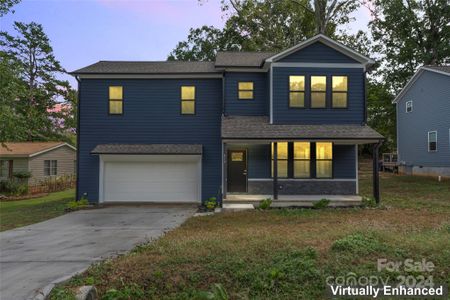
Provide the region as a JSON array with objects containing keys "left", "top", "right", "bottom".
[
  {"left": 272, "top": 67, "right": 365, "bottom": 124},
  {"left": 333, "top": 145, "right": 356, "bottom": 178},
  {"left": 78, "top": 79, "right": 222, "bottom": 202},
  {"left": 279, "top": 42, "right": 358, "bottom": 63},
  {"left": 224, "top": 72, "right": 269, "bottom": 116}
]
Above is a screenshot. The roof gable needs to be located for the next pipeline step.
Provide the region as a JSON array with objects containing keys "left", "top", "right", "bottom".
[
  {"left": 393, "top": 66, "right": 450, "bottom": 103},
  {"left": 266, "top": 34, "right": 375, "bottom": 66},
  {"left": 0, "top": 142, "right": 76, "bottom": 158}
]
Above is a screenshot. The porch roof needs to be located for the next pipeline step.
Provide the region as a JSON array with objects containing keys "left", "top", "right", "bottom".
[{"left": 221, "top": 116, "right": 384, "bottom": 141}]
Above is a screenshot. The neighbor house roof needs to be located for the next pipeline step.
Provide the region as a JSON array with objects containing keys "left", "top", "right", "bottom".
[
  {"left": 393, "top": 65, "right": 450, "bottom": 103},
  {"left": 91, "top": 144, "right": 203, "bottom": 155},
  {"left": 0, "top": 142, "right": 76, "bottom": 158},
  {"left": 215, "top": 51, "right": 275, "bottom": 68},
  {"left": 71, "top": 61, "right": 219, "bottom": 75},
  {"left": 222, "top": 116, "right": 384, "bottom": 141}
]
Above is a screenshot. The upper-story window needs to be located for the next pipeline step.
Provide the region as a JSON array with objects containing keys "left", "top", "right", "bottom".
[
  {"left": 271, "top": 142, "right": 288, "bottom": 178},
  {"left": 428, "top": 131, "right": 437, "bottom": 152},
  {"left": 311, "top": 76, "right": 327, "bottom": 108},
  {"left": 316, "top": 142, "right": 333, "bottom": 178},
  {"left": 406, "top": 101, "right": 413, "bottom": 113},
  {"left": 181, "top": 86, "right": 195, "bottom": 115},
  {"left": 332, "top": 76, "right": 348, "bottom": 108},
  {"left": 294, "top": 142, "right": 310, "bottom": 178},
  {"left": 238, "top": 82, "right": 254, "bottom": 100},
  {"left": 109, "top": 86, "right": 123, "bottom": 115},
  {"left": 289, "top": 76, "right": 305, "bottom": 108}
]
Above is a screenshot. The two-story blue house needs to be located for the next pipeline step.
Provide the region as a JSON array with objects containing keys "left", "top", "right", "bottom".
[
  {"left": 71, "top": 34, "right": 384, "bottom": 206},
  {"left": 393, "top": 66, "right": 450, "bottom": 178}
]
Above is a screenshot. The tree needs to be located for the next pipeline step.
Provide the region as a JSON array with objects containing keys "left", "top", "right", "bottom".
[
  {"left": 370, "top": 0, "right": 450, "bottom": 92},
  {"left": 169, "top": 0, "right": 316, "bottom": 60},
  {"left": 0, "top": 21, "right": 74, "bottom": 141},
  {"left": 0, "top": 0, "right": 21, "bottom": 16}
]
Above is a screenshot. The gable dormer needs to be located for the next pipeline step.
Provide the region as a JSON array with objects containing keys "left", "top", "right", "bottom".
[{"left": 267, "top": 34, "right": 375, "bottom": 125}]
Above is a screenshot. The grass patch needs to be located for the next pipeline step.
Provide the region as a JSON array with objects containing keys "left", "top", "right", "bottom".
[
  {"left": 52, "top": 161, "right": 450, "bottom": 299},
  {"left": 0, "top": 189, "right": 75, "bottom": 231}
]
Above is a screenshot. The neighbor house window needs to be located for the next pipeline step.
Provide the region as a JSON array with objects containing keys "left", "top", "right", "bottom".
[
  {"left": 289, "top": 76, "right": 305, "bottom": 108},
  {"left": 311, "top": 76, "right": 327, "bottom": 108},
  {"left": 316, "top": 142, "right": 332, "bottom": 178},
  {"left": 44, "top": 160, "right": 57, "bottom": 176},
  {"left": 271, "top": 142, "right": 288, "bottom": 178},
  {"left": 406, "top": 101, "right": 413, "bottom": 113},
  {"left": 0, "top": 160, "right": 9, "bottom": 177},
  {"left": 332, "top": 76, "right": 348, "bottom": 108},
  {"left": 109, "top": 86, "right": 123, "bottom": 115},
  {"left": 181, "top": 86, "right": 195, "bottom": 114},
  {"left": 294, "top": 142, "right": 310, "bottom": 178},
  {"left": 428, "top": 131, "right": 437, "bottom": 152},
  {"left": 238, "top": 82, "right": 254, "bottom": 99}
]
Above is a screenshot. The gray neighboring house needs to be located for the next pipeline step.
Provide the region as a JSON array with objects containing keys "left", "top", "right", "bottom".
[
  {"left": 393, "top": 65, "right": 450, "bottom": 177},
  {"left": 0, "top": 142, "right": 77, "bottom": 185}
]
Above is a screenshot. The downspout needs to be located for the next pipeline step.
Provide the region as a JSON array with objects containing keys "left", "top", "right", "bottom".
[
  {"left": 75, "top": 76, "right": 81, "bottom": 201},
  {"left": 372, "top": 141, "right": 382, "bottom": 204}
]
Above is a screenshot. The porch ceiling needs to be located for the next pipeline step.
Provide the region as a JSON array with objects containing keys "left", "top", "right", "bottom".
[{"left": 222, "top": 116, "right": 384, "bottom": 143}]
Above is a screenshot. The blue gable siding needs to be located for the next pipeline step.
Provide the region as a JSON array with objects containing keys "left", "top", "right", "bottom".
[
  {"left": 397, "top": 71, "right": 450, "bottom": 167},
  {"left": 272, "top": 67, "right": 365, "bottom": 124},
  {"left": 278, "top": 42, "right": 358, "bottom": 63},
  {"left": 224, "top": 72, "right": 269, "bottom": 116},
  {"left": 78, "top": 78, "right": 222, "bottom": 202}
]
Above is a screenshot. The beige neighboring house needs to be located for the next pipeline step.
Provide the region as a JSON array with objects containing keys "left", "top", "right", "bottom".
[{"left": 0, "top": 142, "right": 77, "bottom": 185}]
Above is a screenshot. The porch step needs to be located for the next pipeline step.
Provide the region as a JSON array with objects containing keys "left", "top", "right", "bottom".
[
  {"left": 223, "top": 195, "right": 362, "bottom": 208},
  {"left": 222, "top": 203, "right": 255, "bottom": 211}
]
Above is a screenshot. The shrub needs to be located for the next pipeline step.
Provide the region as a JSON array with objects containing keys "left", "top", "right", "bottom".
[
  {"left": 0, "top": 179, "right": 28, "bottom": 196},
  {"left": 313, "top": 198, "right": 330, "bottom": 209},
  {"left": 258, "top": 198, "right": 272, "bottom": 210},
  {"left": 66, "top": 197, "right": 89, "bottom": 210},
  {"left": 362, "top": 196, "right": 377, "bottom": 208},
  {"left": 13, "top": 171, "right": 32, "bottom": 179},
  {"left": 205, "top": 197, "right": 217, "bottom": 210}
]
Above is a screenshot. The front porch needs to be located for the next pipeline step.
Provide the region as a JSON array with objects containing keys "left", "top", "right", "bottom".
[{"left": 224, "top": 194, "right": 362, "bottom": 207}]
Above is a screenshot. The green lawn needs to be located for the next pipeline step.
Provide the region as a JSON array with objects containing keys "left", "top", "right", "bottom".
[
  {"left": 51, "top": 165, "right": 450, "bottom": 300},
  {"left": 0, "top": 189, "right": 75, "bottom": 231}
]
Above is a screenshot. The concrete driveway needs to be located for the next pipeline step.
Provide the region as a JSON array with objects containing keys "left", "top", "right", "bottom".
[{"left": 0, "top": 206, "right": 195, "bottom": 300}]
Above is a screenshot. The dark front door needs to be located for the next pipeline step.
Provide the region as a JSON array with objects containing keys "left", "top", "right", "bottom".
[{"left": 227, "top": 150, "right": 247, "bottom": 192}]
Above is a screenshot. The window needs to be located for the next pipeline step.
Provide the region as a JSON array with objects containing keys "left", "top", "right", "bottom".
[
  {"left": 406, "top": 101, "right": 413, "bottom": 113},
  {"left": 428, "top": 131, "right": 437, "bottom": 152},
  {"left": 0, "top": 160, "right": 9, "bottom": 177},
  {"left": 181, "top": 86, "right": 195, "bottom": 114},
  {"left": 109, "top": 86, "right": 123, "bottom": 115},
  {"left": 271, "top": 142, "right": 288, "bottom": 178},
  {"left": 289, "top": 76, "right": 305, "bottom": 108},
  {"left": 332, "top": 76, "right": 348, "bottom": 108},
  {"left": 44, "top": 160, "right": 57, "bottom": 176},
  {"left": 311, "top": 76, "right": 327, "bottom": 108},
  {"left": 238, "top": 82, "right": 254, "bottom": 99},
  {"left": 316, "top": 142, "right": 332, "bottom": 178},
  {"left": 294, "top": 142, "right": 310, "bottom": 178}
]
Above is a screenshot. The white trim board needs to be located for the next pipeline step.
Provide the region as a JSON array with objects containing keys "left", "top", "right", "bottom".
[
  {"left": 29, "top": 143, "right": 76, "bottom": 158},
  {"left": 271, "top": 62, "right": 364, "bottom": 69},
  {"left": 78, "top": 74, "right": 223, "bottom": 79}
]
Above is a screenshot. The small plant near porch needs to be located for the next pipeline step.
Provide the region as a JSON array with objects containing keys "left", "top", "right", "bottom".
[
  {"left": 258, "top": 198, "right": 272, "bottom": 210},
  {"left": 205, "top": 197, "right": 217, "bottom": 211},
  {"left": 312, "top": 198, "right": 330, "bottom": 209}
]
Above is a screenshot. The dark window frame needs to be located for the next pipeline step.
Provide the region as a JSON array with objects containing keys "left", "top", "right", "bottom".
[
  {"left": 310, "top": 75, "right": 327, "bottom": 109},
  {"left": 108, "top": 86, "right": 124, "bottom": 115},
  {"left": 180, "top": 85, "right": 196, "bottom": 115},
  {"left": 406, "top": 100, "right": 413, "bottom": 113},
  {"left": 238, "top": 81, "right": 254, "bottom": 100},
  {"left": 44, "top": 160, "right": 57, "bottom": 176},
  {"left": 332, "top": 75, "right": 348, "bottom": 109},
  {"left": 271, "top": 142, "right": 288, "bottom": 178},
  {"left": 288, "top": 75, "right": 306, "bottom": 108},
  {"left": 428, "top": 131, "right": 437, "bottom": 152},
  {"left": 315, "top": 142, "right": 333, "bottom": 179},
  {"left": 293, "top": 142, "right": 311, "bottom": 179}
]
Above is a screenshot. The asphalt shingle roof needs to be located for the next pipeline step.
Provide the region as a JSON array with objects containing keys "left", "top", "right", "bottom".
[
  {"left": 215, "top": 51, "right": 275, "bottom": 67},
  {"left": 424, "top": 65, "right": 450, "bottom": 74},
  {"left": 91, "top": 144, "right": 203, "bottom": 155},
  {"left": 71, "top": 61, "right": 219, "bottom": 74},
  {"left": 222, "top": 116, "right": 384, "bottom": 140},
  {"left": 0, "top": 142, "right": 71, "bottom": 157}
]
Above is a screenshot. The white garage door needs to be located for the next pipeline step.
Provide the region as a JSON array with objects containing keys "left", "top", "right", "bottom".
[{"left": 101, "top": 155, "right": 201, "bottom": 202}]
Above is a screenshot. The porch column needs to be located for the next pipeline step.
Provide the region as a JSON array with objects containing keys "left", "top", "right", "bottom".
[
  {"left": 273, "top": 142, "right": 278, "bottom": 200},
  {"left": 222, "top": 142, "right": 227, "bottom": 206},
  {"left": 372, "top": 141, "right": 382, "bottom": 204}
]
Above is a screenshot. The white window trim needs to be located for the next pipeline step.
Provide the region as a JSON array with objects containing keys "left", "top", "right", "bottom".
[
  {"left": 428, "top": 131, "right": 437, "bottom": 152},
  {"left": 406, "top": 100, "right": 413, "bottom": 113}
]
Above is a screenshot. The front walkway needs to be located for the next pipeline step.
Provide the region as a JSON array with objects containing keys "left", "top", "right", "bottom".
[{"left": 0, "top": 206, "right": 195, "bottom": 300}]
